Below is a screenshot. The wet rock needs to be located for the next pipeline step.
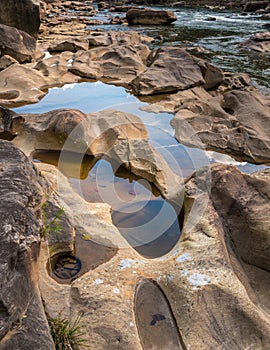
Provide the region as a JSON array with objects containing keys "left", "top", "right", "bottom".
[
  {"left": 0, "top": 140, "right": 54, "bottom": 349},
  {"left": 135, "top": 279, "right": 184, "bottom": 349},
  {"left": 0, "top": 24, "right": 36, "bottom": 63},
  {"left": 0, "top": 0, "right": 40, "bottom": 38},
  {"left": 240, "top": 32, "right": 270, "bottom": 52},
  {"left": 171, "top": 88, "right": 270, "bottom": 164},
  {"left": 126, "top": 8, "right": 177, "bottom": 25}
]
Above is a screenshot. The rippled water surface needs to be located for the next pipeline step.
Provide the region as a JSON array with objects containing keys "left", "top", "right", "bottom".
[{"left": 90, "top": 6, "right": 270, "bottom": 92}]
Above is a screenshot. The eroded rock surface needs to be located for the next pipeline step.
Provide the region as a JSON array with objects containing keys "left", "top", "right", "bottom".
[
  {"left": 38, "top": 163, "right": 270, "bottom": 350},
  {"left": 0, "top": 140, "right": 54, "bottom": 350},
  {"left": 0, "top": 24, "right": 36, "bottom": 63},
  {"left": 130, "top": 47, "right": 224, "bottom": 95},
  {"left": 171, "top": 88, "right": 270, "bottom": 164}
]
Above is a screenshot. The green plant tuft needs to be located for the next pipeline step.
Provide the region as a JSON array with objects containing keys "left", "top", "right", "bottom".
[
  {"left": 47, "top": 313, "right": 90, "bottom": 350},
  {"left": 41, "top": 201, "right": 65, "bottom": 238}
]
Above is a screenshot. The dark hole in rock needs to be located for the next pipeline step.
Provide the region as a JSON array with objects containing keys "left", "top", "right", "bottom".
[
  {"left": 135, "top": 278, "right": 185, "bottom": 350},
  {"left": 48, "top": 252, "right": 82, "bottom": 283},
  {"left": 0, "top": 131, "right": 16, "bottom": 141}
]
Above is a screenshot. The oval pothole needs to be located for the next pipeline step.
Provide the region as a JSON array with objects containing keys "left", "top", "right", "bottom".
[
  {"left": 135, "top": 279, "right": 185, "bottom": 350},
  {"left": 48, "top": 253, "right": 82, "bottom": 283}
]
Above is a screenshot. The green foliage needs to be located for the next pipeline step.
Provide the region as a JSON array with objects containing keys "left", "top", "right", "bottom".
[
  {"left": 47, "top": 313, "right": 90, "bottom": 350},
  {"left": 41, "top": 201, "right": 65, "bottom": 238}
]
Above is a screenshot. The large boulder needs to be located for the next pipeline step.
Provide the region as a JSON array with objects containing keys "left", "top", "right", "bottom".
[
  {"left": 0, "top": 24, "right": 36, "bottom": 63},
  {"left": 240, "top": 32, "right": 270, "bottom": 52},
  {"left": 0, "top": 0, "right": 40, "bottom": 38},
  {"left": 0, "top": 140, "right": 54, "bottom": 349},
  {"left": 126, "top": 8, "right": 177, "bottom": 25},
  {"left": 130, "top": 47, "right": 224, "bottom": 95},
  {"left": 171, "top": 88, "right": 270, "bottom": 164}
]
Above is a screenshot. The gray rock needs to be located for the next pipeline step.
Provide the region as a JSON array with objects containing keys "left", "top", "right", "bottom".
[{"left": 0, "top": 140, "right": 54, "bottom": 349}]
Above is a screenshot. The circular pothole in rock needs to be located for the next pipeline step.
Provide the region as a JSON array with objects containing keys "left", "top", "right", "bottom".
[{"left": 48, "top": 253, "right": 82, "bottom": 283}]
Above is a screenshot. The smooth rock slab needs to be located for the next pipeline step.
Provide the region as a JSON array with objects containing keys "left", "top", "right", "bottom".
[{"left": 135, "top": 279, "right": 184, "bottom": 350}]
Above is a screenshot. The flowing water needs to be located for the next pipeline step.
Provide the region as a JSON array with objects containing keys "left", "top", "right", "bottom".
[{"left": 90, "top": 5, "right": 270, "bottom": 92}]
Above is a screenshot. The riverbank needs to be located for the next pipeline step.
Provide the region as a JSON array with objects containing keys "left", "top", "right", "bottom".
[{"left": 0, "top": 1, "right": 270, "bottom": 350}]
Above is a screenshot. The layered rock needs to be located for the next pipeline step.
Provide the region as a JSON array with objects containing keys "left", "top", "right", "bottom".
[
  {"left": 126, "top": 8, "right": 177, "bottom": 25},
  {"left": 0, "top": 0, "right": 40, "bottom": 38},
  {"left": 0, "top": 140, "right": 54, "bottom": 349}
]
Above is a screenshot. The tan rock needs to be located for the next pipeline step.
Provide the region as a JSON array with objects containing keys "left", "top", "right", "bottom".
[
  {"left": 0, "top": 24, "right": 36, "bottom": 63},
  {"left": 171, "top": 89, "right": 270, "bottom": 164}
]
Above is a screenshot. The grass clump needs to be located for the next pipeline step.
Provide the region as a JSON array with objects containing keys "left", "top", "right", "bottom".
[
  {"left": 41, "top": 201, "right": 65, "bottom": 238},
  {"left": 47, "top": 313, "right": 90, "bottom": 350}
]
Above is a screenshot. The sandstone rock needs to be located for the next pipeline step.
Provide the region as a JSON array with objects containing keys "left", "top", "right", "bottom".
[
  {"left": 0, "top": 55, "right": 17, "bottom": 71},
  {"left": 14, "top": 107, "right": 182, "bottom": 199},
  {"left": 0, "top": 24, "right": 36, "bottom": 63},
  {"left": 0, "top": 140, "right": 54, "bottom": 349},
  {"left": 171, "top": 88, "right": 270, "bottom": 164},
  {"left": 0, "top": 64, "right": 47, "bottom": 106},
  {"left": 38, "top": 163, "right": 270, "bottom": 350},
  {"left": 131, "top": 47, "right": 205, "bottom": 95},
  {"left": 0, "top": 0, "right": 40, "bottom": 38},
  {"left": 0, "top": 53, "right": 81, "bottom": 107},
  {"left": 48, "top": 38, "right": 89, "bottom": 53},
  {"left": 0, "top": 106, "right": 25, "bottom": 140},
  {"left": 70, "top": 44, "right": 149, "bottom": 85},
  {"left": 126, "top": 8, "right": 177, "bottom": 25},
  {"left": 240, "top": 32, "right": 270, "bottom": 52}
]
